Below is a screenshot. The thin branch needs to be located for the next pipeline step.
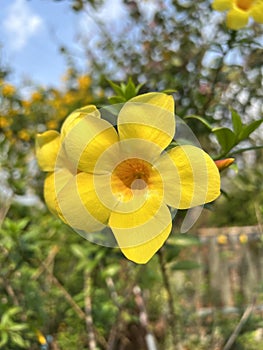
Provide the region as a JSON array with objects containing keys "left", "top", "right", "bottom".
[
  {"left": 133, "top": 285, "right": 158, "bottom": 350},
  {"left": 223, "top": 297, "right": 256, "bottom": 350},
  {"left": 158, "top": 249, "right": 183, "bottom": 350},
  {"left": 84, "top": 270, "right": 97, "bottom": 350}
]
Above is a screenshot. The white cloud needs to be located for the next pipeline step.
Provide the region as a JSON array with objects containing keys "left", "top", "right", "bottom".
[{"left": 3, "top": 0, "right": 44, "bottom": 51}]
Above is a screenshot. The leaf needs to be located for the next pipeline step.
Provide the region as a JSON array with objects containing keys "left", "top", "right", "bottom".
[
  {"left": 184, "top": 115, "right": 213, "bottom": 130},
  {"left": 11, "top": 333, "right": 27, "bottom": 348},
  {"left": 212, "top": 127, "right": 236, "bottom": 154},
  {"left": 170, "top": 260, "right": 201, "bottom": 270},
  {"left": 107, "top": 80, "right": 124, "bottom": 96},
  {"left": 124, "top": 77, "right": 136, "bottom": 100},
  {"left": 168, "top": 234, "right": 200, "bottom": 247},
  {"left": 9, "top": 324, "right": 28, "bottom": 332},
  {"left": 231, "top": 109, "right": 243, "bottom": 136},
  {"left": 238, "top": 119, "right": 263, "bottom": 141},
  {"left": 0, "top": 332, "right": 8, "bottom": 348},
  {"left": 108, "top": 96, "right": 126, "bottom": 104}
]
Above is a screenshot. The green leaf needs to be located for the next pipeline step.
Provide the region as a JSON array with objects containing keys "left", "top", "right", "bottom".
[
  {"left": 0, "top": 332, "right": 8, "bottom": 348},
  {"left": 161, "top": 89, "right": 177, "bottom": 94},
  {"left": 212, "top": 127, "right": 236, "bottom": 154},
  {"left": 11, "top": 333, "right": 27, "bottom": 348},
  {"left": 108, "top": 96, "right": 126, "bottom": 104},
  {"left": 9, "top": 324, "right": 28, "bottom": 332},
  {"left": 238, "top": 119, "right": 263, "bottom": 141},
  {"left": 124, "top": 77, "right": 136, "bottom": 100},
  {"left": 168, "top": 234, "right": 200, "bottom": 247},
  {"left": 231, "top": 109, "right": 243, "bottom": 136},
  {"left": 184, "top": 115, "right": 213, "bottom": 130},
  {"left": 107, "top": 80, "right": 124, "bottom": 96},
  {"left": 170, "top": 260, "right": 201, "bottom": 270}
]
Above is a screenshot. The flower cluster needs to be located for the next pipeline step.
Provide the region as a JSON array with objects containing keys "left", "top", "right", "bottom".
[{"left": 36, "top": 92, "right": 220, "bottom": 264}]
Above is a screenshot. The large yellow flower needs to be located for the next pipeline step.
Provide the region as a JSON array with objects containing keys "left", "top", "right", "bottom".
[
  {"left": 212, "top": 0, "right": 263, "bottom": 29},
  {"left": 36, "top": 93, "right": 220, "bottom": 264}
]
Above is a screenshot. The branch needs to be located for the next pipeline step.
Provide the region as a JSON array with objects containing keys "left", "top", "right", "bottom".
[{"left": 223, "top": 297, "right": 256, "bottom": 350}]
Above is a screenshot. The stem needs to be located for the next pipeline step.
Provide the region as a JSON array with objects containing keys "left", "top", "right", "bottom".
[
  {"left": 223, "top": 297, "right": 256, "bottom": 350},
  {"left": 157, "top": 249, "right": 183, "bottom": 350},
  {"left": 84, "top": 270, "right": 97, "bottom": 350}
]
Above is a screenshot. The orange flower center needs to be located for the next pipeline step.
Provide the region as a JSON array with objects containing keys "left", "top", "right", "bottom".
[
  {"left": 111, "top": 158, "right": 151, "bottom": 201},
  {"left": 235, "top": 0, "right": 254, "bottom": 10}
]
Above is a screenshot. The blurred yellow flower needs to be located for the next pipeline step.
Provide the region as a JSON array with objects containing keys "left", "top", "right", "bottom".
[
  {"left": 36, "top": 93, "right": 220, "bottom": 264},
  {"left": 31, "top": 91, "right": 43, "bottom": 102},
  {"left": 212, "top": 0, "right": 263, "bottom": 29},
  {"left": 0, "top": 117, "right": 10, "bottom": 128},
  {"left": 63, "top": 91, "right": 76, "bottom": 105},
  {"left": 217, "top": 234, "right": 228, "bottom": 244},
  {"left": 2, "top": 84, "right": 16, "bottom": 97},
  {"left": 46, "top": 120, "right": 58, "bottom": 129},
  {"left": 239, "top": 233, "right": 248, "bottom": 244},
  {"left": 18, "top": 129, "right": 31, "bottom": 142},
  {"left": 78, "top": 75, "right": 91, "bottom": 90}
]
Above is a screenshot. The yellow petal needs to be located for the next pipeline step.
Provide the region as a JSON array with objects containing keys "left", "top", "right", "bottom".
[
  {"left": 118, "top": 92, "right": 175, "bottom": 151},
  {"left": 56, "top": 172, "right": 110, "bottom": 232},
  {"left": 61, "top": 113, "right": 119, "bottom": 172},
  {"left": 155, "top": 145, "right": 221, "bottom": 209},
  {"left": 111, "top": 204, "right": 172, "bottom": 264},
  {"left": 250, "top": 3, "right": 263, "bottom": 23},
  {"left": 212, "top": 0, "right": 233, "bottom": 11},
  {"left": 44, "top": 168, "right": 73, "bottom": 217},
  {"left": 35, "top": 131, "right": 61, "bottom": 171},
  {"left": 226, "top": 8, "right": 249, "bottom": 29},
  {"left": 61, "top": 105, "right": 100, "bottom": 137}
]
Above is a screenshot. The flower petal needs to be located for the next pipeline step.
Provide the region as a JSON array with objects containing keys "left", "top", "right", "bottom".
[
  {"left": 118, "top": 92, "right": 175, "bottom": 151},
  {"left": 61, "top": 105, "right": 101, "bottom": 137},
  {"left": 251, "top": 3, "right": 263, "bottom": 23},
  {"left": 56, "top": 172, "right": 110, "bottom": 232},
  {"left": 212, "top": 0, "right": 233, "bottom": 11},
  {"left": 111, "top": 203, "right": 172, "bottom": 264},
  {"left": 226, "top": 8, "right": 249, "bottom": 29},
  {"left": 44, "top": 168, "right": 73, "bottom": 217},
  {"left": 155, "top": 145, "right": 220, "bottom": 209},
  {"left": 61, "top": 113, "right": 119, "bottom": 172},
  {"left": 36, "top": 131, "right": 60, "bottom": 171}
]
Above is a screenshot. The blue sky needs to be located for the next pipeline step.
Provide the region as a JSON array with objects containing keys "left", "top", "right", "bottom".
[{"left": 0, "top": 0, "right": 129, "bottom": 90}]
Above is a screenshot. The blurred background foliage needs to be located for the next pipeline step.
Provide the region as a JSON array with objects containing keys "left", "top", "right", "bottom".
[{"left": 1, "top": 0, "right": 263, "bottom": 349}]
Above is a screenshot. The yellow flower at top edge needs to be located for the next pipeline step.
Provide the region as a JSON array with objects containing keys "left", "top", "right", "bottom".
[
  {"left": 2, "top": 84, "right": 16, "bottom": 97},
  {"left": 35, "top": 92, "right": 221, "bottom": 264},
  {"left": 212, "top": 0, "right": 263, "bottom": 29}
]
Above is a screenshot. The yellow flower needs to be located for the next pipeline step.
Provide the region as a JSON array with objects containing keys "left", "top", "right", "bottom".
[
  {"left": 2, "top": 84, "right": 16, "bottom": 97},
  {"left": 217, "top": 234, "right": 228, "bottom": 244},
  {"left": 36, "top": 93, "right": 220, "bottom": 264},
  {"left": 212, "top": 0, "right": 263, "bottom": 29},
  {"left": 46, "top": 120, "right": 58, "bottom": 129},
  {"left": 31, "top": 91, "right": 42, "bottom": 102},
  {"left": 77, "top": 75, "right": 91, "bottom": 90},
  {"left": 239, "top": 233, "right": 248, "bottom": 244},
  {"left": 18, "top": 129, "right": 31, "bottom": 142},
  {"left": 0, "top": 117, "right": 10, "bottom": 128}
]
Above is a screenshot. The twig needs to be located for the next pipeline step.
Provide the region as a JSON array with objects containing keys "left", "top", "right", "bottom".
[
  {"left": 84, "top": 270, "right": 97, "bottom": 350},
  {"left": 37, "top": 259, "right": 107, "bottom": 349},
  {"left": 32, "top": 245, "right": 59, "bottom": 280},
  {"left": 157, "top": 249, "right": 183, "bottom": 350},
  {"left": 133, "top": 285, "right": 158, "bottom": 350},
  {"left": 223, "top": 297, "right": 256, "bottom": 350}
]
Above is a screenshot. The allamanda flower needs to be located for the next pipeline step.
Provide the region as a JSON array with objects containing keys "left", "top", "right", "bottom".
[
  {"left": 36, "top": 92, "right": 220, "bottom": 264},
  {"left": 212, "top": 0, "right": 263, "bottom": 29}
]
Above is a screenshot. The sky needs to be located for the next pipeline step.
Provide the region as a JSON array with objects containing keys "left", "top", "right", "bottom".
[{"left": 0, "top": 0, "right": 128, "bottom": 90}]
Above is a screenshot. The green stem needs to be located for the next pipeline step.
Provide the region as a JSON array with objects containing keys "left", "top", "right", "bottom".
[{"left": 158, "top": 249, "right": 183, "bottom": 350}]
